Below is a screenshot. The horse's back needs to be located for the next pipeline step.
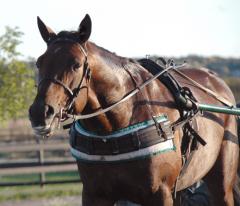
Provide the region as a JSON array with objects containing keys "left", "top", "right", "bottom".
[
  {"left": 176, "top": 66, "right": 235, "bottom": 105},
  {"left": 173, "top": 66, "right": 238, "bottom": 192}
]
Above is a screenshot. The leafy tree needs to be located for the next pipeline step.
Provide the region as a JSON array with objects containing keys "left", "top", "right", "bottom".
[{"left": 0, "top": 27, "right": 36, "bottom": 122}]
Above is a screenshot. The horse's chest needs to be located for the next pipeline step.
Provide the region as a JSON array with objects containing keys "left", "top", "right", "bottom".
[{"left": 78, "top": 155, "right": 178, "bottom": 196}]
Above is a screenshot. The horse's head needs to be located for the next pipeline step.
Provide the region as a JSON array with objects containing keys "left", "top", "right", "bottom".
[{"left": 29, "top": 14, "right": 92, "bottom": 137}]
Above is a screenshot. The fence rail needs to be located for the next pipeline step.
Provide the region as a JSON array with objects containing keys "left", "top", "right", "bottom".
[
  {"left": 0, "top": 142, "right": 69, "bottom": 153},
  {"left": 0, "top": 138, "right": 79, "bottom": 186},
  {"left": 0, "top": 163, "right": 78, "bottom": 175}
]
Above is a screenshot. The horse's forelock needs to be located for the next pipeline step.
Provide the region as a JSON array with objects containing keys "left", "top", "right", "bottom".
[
  {"left": 47, "top": 31, "right": 79, "bottom": 46},
  {"left": 57, "top": 31, "right": 78, "bottom": 38}
]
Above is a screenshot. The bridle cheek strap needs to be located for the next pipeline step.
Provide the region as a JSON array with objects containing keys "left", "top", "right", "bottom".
[
  {"left": 66, "top": 60, "right": 91, "bottom": 111},
  {"left": 37, "top": 48, "right": 91, "bottom": 116}
]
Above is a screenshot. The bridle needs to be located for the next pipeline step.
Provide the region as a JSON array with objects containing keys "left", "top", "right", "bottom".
[
  {"left": 37, "top": 38, "right": 91, "bottom": 121},
  {"left": 37, "top": 38, "right": 182, "bottom": 124},
  {"left": 38, "top": 37, "right": 231, "bottom": 124},
  {"left": 39, "top": 38, "right": 186, "bottom": 121}
]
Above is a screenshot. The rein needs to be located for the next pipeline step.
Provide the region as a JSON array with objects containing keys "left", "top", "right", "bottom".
[
  {"left": 66, "top": 63, "right": 187, "bottom": 120},
  {"left": 38, "top": 37, "right": 188, "bottom": 122},
  {"left": 38, "top": 37, "right": 233, "bottom": 124},
  {"left": 172, "top": 68, "right": 233, "bottom": 107}
]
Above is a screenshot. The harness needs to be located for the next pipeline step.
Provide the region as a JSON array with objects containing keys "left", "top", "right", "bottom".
[
  {"left": 37, "top": 36, "right": 204, "bottom": 164},
  {"left": 70, "top": 114, "right": 175, "bottom": 162},
  {"left": 69, "top": 57, "right": 203, "bottom": 163}
]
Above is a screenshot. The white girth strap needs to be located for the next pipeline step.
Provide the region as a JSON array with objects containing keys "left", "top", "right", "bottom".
[{"left": 70, "top": 139, "right": 175, "bottom": 163}]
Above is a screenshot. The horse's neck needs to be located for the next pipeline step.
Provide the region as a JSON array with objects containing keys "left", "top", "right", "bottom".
[
  {"left": 81, "top": 43, "right": 151, "bottom": 134},
  {"left": 77, "top": 43, "right": 180, "bottom": 135}
]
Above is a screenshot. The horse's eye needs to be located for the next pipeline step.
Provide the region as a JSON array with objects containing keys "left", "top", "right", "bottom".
[{"left": 72, "top": 62, "right": 81, "bottom": 71}]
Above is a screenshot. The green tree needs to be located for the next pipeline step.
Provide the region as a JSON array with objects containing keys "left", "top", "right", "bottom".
[{"left": 0, "top": 27, "right": 36, "bottom": 122}]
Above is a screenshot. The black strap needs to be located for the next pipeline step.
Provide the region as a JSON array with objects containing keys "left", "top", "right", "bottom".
[
  {"left": 138, "top": 59, "right": 206, "bottom": 149},
  {"left": 70, "top": 123, "right": 171, "bottom": 155},
  {"left": 138, "top": 59, "right": 187, "bottom": 114}
]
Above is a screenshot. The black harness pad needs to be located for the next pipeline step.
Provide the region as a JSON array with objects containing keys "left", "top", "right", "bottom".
[
  {"left": 138, "top": 58, "right": 206, "bottom": 150},
  {"left": 138, "top": 58, "right": 184, "bottom": 112}
]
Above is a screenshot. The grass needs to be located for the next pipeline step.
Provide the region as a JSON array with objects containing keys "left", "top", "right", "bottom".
[
  {"left": 0, "top": 183, "right": 82, "bottom": 202},
  {"left": 0, "top": 171, "right": 82, "bottom": 202}
]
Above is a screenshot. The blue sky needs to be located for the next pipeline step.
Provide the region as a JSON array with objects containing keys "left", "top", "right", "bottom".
[{"left": 0, "top": 0, "right": 239, "bottom": 59}]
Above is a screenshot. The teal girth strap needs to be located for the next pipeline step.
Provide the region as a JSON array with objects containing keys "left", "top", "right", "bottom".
[{"left": 74, "top": 114, "right": 168, "bottom": 139}]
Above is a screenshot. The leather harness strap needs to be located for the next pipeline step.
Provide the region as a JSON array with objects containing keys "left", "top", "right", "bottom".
[
  {"left": 70, "top": 58, "right": 204, "bottom": 160},
  {"left": 71, "top": 123, "right": 171, "bottom": 155},
  {"left": 172, "top": 68, "right": 233, "bottom": 107},
  {"left": 138, "top": 58, "right": 187, "bottom": 113},
  {"left": 70, "top": 115, "right": 174, "bottom": 156}
]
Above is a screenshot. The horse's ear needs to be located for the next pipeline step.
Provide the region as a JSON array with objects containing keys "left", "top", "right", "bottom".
[
  {"left": 78, "top": 14, "right": 92, "bottom": 43},
  {"left": 37, "top": 16, "right": 56, "bottom": 43}
]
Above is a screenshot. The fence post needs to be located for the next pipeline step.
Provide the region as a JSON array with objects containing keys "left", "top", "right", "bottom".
[{"left": 36, "top": 137, "right": 45, "bottom": 187}]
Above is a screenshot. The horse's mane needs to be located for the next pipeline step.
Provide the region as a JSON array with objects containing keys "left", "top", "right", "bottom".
[{"left": 89, "top": 42, "right": 139, "bottom": 72}]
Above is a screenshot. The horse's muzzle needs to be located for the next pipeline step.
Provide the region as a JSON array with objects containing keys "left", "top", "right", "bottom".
[{"left": 29, "top": 101, "right": 57, "bottom": 137}]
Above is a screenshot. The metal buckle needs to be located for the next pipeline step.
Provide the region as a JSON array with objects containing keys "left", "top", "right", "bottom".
[
  {"left": 152, "top": 116, "right": 163, "bottom": 137},
  {"left": 160, "top": 120, "right": 174, "bottom": 140},
  {"left": 152, "top": 115, "right": 174, "bottom": 141},
  {"left": 132, "top": 131, "right": 141, "bottom": 150}
]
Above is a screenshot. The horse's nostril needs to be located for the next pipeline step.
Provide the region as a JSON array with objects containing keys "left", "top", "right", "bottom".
[{"left": 45, "top": 105, "right": 55, "bottom": 119}]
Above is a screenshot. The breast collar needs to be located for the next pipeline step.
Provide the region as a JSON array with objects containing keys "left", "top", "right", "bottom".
[{"left": 70, "top": 114, "right": 175, "bottom": 163}]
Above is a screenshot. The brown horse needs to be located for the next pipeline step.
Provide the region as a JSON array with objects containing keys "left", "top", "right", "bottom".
[{"left": 29, "top": 14, "right": 239, "bottom": 206}]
